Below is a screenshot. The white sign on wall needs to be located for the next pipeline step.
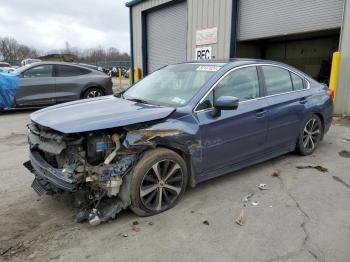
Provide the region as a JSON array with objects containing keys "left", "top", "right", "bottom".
[
  {"left": 195, "top": 46, "right": 212, "bottom": 60},
  {"left": 196, "top": 27, "right": 218, "bottom": 46}
]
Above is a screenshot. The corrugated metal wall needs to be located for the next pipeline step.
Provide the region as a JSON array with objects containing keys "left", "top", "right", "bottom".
[
  {"left": 131, "top": 0, "right": 173, "bottom": 70},
  {"left": 131, "top": 0, "right": 233, "bottom": 71},
  {"left": 238, "top": 0, "right": 344, "bottom": 41},
  {"left": 147, "top": 2, "right": 187, "bottom": 72},
  {"left": 187, "top": 0, "right": 232, "bottom": 60}
]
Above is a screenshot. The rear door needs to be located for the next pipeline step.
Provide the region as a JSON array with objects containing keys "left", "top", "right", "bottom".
[
  {"left": 261, "top": 65, "right": 309, "bottom": 153},
  {"left": 54, "top": 65, "right": 91, "bottom": 103},
  {"left": 196, "top": 66, "right": 269, "bottom": 179},
  {"left": 15, "top": 64, "right": 55, "bottom": 106}
]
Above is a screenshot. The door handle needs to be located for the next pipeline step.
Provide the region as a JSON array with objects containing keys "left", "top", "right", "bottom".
[
  {"left": 256, "top": 109, "right": 267, "bottom": 118},
  {"left": 299, "top": 97, "right": 307, "bottom": 104}
]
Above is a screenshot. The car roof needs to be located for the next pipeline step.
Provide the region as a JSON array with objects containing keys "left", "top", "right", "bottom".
[{"left": 179, "top": 58, "right": 307, "bottom": 76}]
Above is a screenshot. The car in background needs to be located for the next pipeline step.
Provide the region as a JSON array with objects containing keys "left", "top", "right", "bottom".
[
  {"left": 21, "top": 58, "right": 42, "bottom": 66},
  {"left": 75, "top": 63, "right": 104, "bottom": 73},
  {"left": 0, "top": 67, "right": 16, "bottom": 74},
  {"left": 24, "top": 59, "right": 333, "bottom": 224},
  {"left": 1, "top": 62, "right": 113, "bottom": 109},
  {"left": 0, "top": 62, "right": 11, "bottom": 68}
]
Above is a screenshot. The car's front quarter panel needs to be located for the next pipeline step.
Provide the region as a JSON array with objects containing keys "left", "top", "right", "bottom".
[{"left": 122, "top": 113, "right": 202, "bottom": 186}]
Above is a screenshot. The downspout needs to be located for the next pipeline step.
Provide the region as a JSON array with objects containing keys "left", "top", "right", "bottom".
[
  {"left": 129, "top": 6, "right": 135, "bottom": 84},
  {"left": 229, "top": 0, "right": 239, "bottom": 58}
]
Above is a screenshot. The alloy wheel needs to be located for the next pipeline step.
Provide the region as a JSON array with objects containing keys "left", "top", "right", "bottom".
[
  {"left": 86, "top": 90, "right": 102, "bottom": 98},
  {"left": 140, "top": 160, "right": 184, "bottom": 212},
  {"left": 302, "top": 118, "right": 321, "bottom": 151}
]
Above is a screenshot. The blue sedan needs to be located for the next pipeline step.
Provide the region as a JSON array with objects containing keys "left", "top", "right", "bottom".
[{"left": 25, "top": 59, "right": 333, "bottom": 224}]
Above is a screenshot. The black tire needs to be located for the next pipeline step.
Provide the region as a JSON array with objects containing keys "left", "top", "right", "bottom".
[
  {"left": 130, "top": 148, "right": 188, "bottom": 217},
  {"left": 296, "top": 114, "right": 323, "bottom": 156},
  {"left": 82, "top": 87, "right": 104, "bottom": 99}
]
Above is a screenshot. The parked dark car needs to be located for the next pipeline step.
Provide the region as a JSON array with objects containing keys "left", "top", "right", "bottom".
[
  {"left": 2, "top": 62, "right": 113, "bottom": 109},
  {"left": 0, "top": 62, "right": 11, "bottom": 67},
  {"left": 24, "top": 59, "right": 333, "bottom": 225}
]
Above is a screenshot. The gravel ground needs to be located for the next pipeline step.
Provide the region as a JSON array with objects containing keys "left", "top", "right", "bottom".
[{"left": 0, "top": 112, "right": 349, "bottom": 262}]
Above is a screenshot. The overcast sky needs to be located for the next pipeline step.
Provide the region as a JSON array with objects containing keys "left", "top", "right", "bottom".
[{"left": 0, "top": 0, "right": 130, "bottom": 53}]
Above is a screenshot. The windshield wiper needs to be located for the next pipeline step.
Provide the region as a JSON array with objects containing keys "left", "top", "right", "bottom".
[{"left": 127, "top": 98, "right": 150, "bottom": 104}]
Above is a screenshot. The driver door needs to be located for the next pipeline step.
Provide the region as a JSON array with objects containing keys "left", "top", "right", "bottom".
[
  {"left": 195, "top": 66, "right": 268, "bottom": 180},
  {"left": 15, "top": 64, "right": 56, "bottom": 106}
]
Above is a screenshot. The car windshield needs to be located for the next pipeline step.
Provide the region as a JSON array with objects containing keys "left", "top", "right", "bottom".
[{"left": 123, "top": 64, "right": 220, "bottom": 107}]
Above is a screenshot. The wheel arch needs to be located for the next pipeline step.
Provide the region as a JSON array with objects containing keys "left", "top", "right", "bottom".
[
  {"left": 155, "top": 144, "right": 197, "bottom": 188},
  {"left": 80, "top": 84, "right": 105, "bottom": 98},
  {"left": 311, "top": 111, "right": 325, "bottom": 139},
  {"left": 130, "top": 141, "right": 197, "bottom": 189}
]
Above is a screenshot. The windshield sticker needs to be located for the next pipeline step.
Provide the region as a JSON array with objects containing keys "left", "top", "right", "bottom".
[
  {"left": 172, "top": 97, "right": 186, "bottom": 104},
  {"left": 196, "top": 66, "right": 221, "bottom": 72}
]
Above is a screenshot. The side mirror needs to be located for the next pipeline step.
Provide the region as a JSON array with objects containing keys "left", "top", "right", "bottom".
[{"left": 212, "top": 96, "right": 239, "bottom": 117}]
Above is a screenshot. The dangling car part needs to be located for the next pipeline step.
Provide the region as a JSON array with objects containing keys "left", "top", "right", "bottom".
[{"left": 24, "top": 60, "right": 333, "bottom": 225}]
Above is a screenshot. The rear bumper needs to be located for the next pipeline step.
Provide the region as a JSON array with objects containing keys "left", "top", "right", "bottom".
[{"left": 24, "top": 150, "right": 77, "bottom": 195}]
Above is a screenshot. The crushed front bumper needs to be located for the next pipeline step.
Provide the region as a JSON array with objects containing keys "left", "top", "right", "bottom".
[{"left": 24, "top": 150, "right": 77, "bottom": 195}]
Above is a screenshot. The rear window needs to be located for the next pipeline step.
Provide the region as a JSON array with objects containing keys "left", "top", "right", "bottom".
[
  {"left": 56, "top": 65, "right": 90, "bottom": 77},
  {"left": 290, "top": 72, "right": 305, "bottom": 90},
  {"left": 262, "top": 66, "right": 293, "bottom": 95}
]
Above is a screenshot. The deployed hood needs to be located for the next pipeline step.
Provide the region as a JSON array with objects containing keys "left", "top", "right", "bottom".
[{"left": 31, "top": 96, "right": 175, "bottom": 133}]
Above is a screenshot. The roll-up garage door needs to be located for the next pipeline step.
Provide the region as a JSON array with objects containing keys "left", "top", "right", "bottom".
[
  {"left": 147, "top": 1, "right": 187, "bottom": 73},
  {"left": 238, "top": 0, "right": 344, "bottom": 41}
]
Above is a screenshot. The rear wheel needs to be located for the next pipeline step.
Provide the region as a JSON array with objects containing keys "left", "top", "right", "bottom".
[
  {"left": 130, "top": 148, "right": 188, "bottom": 216},
  {"left": 296, "top": 114, "right": 323, "bottom": 155},
  {"left": 82, "top": 87, "right": 104, "bottom": 99}
]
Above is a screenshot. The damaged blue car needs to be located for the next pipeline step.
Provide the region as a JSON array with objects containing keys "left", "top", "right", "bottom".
[{"left": 24, "top": 59, "right": 333, "bottom": 225}]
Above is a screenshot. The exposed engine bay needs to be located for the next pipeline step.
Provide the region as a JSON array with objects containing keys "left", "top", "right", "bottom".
[{"left": 24, "top": 121, "right": 142, "bottom": 226}]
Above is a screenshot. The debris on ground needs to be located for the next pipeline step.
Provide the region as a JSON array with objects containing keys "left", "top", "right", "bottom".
[
  {"left": 296, "top": 165, "right": 328, "bottom": 173},
  {"left": 0, "top": 242, "right": 25, "bottom": 258},
  {"left": 148, "top": 222, "right": 154, "bottom": 226},
  {"left": 202, "top": 220, "right": 210, "bottom": 226},
  {"left": 332, "top": 176, "right": 350, "bottom": 188},
  {"left": 341, "top": 138, "right": 350, "bottom": 143},
  {"left": 251, "top": 201, "right": 259, "bottom": 206},
  {"left": 339, "top": 150, "right": 350, "bottom": 158},
  {"left": 271, "top": 171, "right": 280, "bottom": 177},
  {"left": 258, "top": 184, "right": 269, "bottom": 190},
  {"left": 242, "top": 193, "right": 254, "bottom": 203},
  {"left": 119, "top": 233, "right": 128, "bottom": 238},
  {"left": 235, "top": 209, "right": 245, "bottom": 226},
  {"left": 132, "top": 220, "right": 139, "bottom": 226},
  {"left": 131, "top": 225, "right": 141, "bottom": 232}
]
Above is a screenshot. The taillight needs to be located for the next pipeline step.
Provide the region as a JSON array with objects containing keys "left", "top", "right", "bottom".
[{"left": 327, "top": 89, "right": 334, "bottom": 100}]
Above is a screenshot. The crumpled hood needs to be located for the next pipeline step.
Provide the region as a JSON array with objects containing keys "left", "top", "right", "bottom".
[{"left": 30, "top": 95, "right": 175, "bottom": 133}]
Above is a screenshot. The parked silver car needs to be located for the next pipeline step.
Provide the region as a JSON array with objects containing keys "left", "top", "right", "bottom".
[{"left": 10, "top": 62, "right": 113, "bottom": 108}]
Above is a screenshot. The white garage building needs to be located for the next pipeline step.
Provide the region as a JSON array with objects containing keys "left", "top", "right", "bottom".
[{"left": 126, "top": 0, "right": 350, "bottom": 115}]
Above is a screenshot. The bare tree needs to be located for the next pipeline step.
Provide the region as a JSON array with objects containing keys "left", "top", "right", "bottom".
[{"left": 0, "top": 37, "right": 38, "bottom": 62}]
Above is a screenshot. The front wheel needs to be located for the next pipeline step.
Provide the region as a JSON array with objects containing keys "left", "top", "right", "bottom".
[
  {"left": 130, "top": 148, "right": 188, "bottom": 217},
  {"left": 296, "top": 114, "right": 323, "bottom": 155},
  {"left": 82, "top": 87, "right": 104, "bottom": 99}
]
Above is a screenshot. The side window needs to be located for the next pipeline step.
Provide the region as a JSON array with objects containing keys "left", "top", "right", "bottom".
[
  {"left": 56, "top": 65, "right": 90, "bottom": 77},
  {"left": 23, "top": 65, "right": 53, "bottom": 78},
  {"left": 290, "top": 72, "right": 305, "bottom": 91},
  {"left": 262, "top": 66, "right": 293, "bottom": 95},
  {"left": 196, "top": 90, "right": 213, "bottom": 111},
  {"left": 216, "top": 66, "right": 260, "bottom": 101},
  {"left": 196, "top": 66, "right": 260, "bottom": 111}
]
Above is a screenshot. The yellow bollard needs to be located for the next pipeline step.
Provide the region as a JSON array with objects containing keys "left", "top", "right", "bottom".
[
  {"left": 329, "top": 51, "right": 341, "bottom": 101},
  {"left": 135, "top": 67, "right": 142, "bottom": 82},
  {"left": 118, "top": 68, "right": 122, "bottom": 89}
]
